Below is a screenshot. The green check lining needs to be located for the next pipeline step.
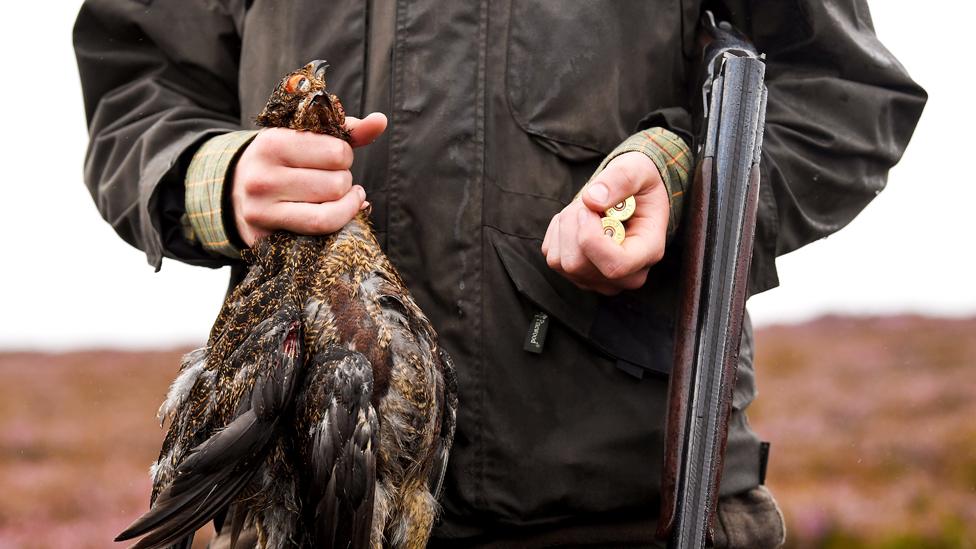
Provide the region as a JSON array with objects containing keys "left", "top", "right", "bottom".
[
  {"left": 182, "top": 130, "right": 259, "bottom": 258},
  {"left": 589, "top": 127, "right": 693, "bottom": 239}
]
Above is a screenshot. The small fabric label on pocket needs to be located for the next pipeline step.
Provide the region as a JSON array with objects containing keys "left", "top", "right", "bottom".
[{"left": 523, "top": 311, "right": 550, "bottom": 354}]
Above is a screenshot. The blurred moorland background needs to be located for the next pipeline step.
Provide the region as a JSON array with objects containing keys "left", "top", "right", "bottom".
[{"left": 1, "top": 316, "right": 973, "bottom": 548}]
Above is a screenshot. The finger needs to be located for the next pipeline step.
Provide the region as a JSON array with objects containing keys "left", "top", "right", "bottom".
[
  {"left": 267, "top": 167, "right": 353, "bottom": 203},
  {"left": 570, "top": 207, "right": 652, "bottom": 289},
  {"left": 263, "top": 185, "right": 366, "bottom": 235},
  {"left": 345, "top": 112, "right": 388, "bottom": 148},
  {"left": 541, "top": 214, "right": 558, "bottom": 255},
  {"left": 559, "top": 203, "right": 587, "bottom": 274},
  {"left": 545, "top": 215, "right": 562, "bottom": 271},
  {"left": 563, "top": 205, "right": 612, "bottom": 280},
  {"left": 237, "top": 224, "right": 267, "bottom": 249},
  {"left": 564, "top": 261, "right": 649, "bottom": 293},
  {"left": 577, "top": 207, "right": 663, "bottom": 280},
  {"left": 260, "top": 128, "right": 354, "bottom": 170},
  {"left": 581, "top": 153, "right": 656, "bottom": 213}
]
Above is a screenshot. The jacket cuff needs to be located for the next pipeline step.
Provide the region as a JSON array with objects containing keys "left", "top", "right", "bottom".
[
  {"left": 591, "top": 127, "right": 692, "bottom": 238},
  {"left": 182, "top": 130, "right": 259, "bottom": 258}
]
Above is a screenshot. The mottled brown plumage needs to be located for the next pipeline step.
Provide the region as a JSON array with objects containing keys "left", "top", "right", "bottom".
[{"left": 117, "top": 61, "right": 458, "bottom": 549}]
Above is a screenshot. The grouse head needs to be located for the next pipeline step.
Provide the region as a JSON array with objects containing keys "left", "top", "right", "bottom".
[{"left": 256, "top": 60, "right": 349, "bottom": 139}]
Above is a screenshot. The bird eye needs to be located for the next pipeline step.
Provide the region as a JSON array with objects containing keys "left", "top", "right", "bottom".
[{"left": 285, "top": 75, "right": 311, "bottom": 94}]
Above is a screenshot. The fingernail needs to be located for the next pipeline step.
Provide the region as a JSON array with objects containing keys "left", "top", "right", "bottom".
[
  {"left": 360, "top": 200, "right": 371, "bottom": 210},
  {"left": 355, "top": 186, "right": 366, "bottom": 201},
  {"left": 587, "top": 183, "right": 609, "bottom": 204}
]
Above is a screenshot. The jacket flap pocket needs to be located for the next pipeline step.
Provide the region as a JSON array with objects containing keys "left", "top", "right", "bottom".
[
  {"left": 505, "top": 0, "right": 688, "bottom": 161},
  {"left": 490, "top": 231, "right": 673, "bottom": 376},
  {"left": 491, "top": 231, "right": 599, "bottom": 337}
]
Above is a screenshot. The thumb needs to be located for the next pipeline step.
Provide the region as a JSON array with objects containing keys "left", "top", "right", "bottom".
[
  {"left": 580, "top": 153, "right": 652, "bottom": 213},
  {"left": 345, "top": 112, "right": 388, "bottom": 148}
]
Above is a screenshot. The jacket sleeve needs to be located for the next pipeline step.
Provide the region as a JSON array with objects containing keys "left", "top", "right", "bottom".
[
  {"left": 715, "top": 0, "right": 927, "bottom": 294},
  {"left": 73, "top": 0, "right": 246, "bottom": 269}
]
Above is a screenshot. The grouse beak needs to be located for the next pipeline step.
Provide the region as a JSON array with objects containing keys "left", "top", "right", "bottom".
[
  {"left": 309, "top": 59, "right": 330, "bottom": 82},
  {"left": 310, "top": 90, "right": 327, "bottom": 107}
]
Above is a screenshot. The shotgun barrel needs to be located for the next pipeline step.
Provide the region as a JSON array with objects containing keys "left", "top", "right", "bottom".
[{"left": 657, "top": 13, "right": 768, "bottom": 549}]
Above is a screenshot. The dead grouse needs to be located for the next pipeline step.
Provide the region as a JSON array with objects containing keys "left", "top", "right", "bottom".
[{"left": 116, "top": 60, "right": 458, "bottom": 549}]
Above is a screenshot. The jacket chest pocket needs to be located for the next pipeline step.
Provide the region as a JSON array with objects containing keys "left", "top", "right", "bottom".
[{"left": 505, "top": 0, "right": 692, "bottom": 162}]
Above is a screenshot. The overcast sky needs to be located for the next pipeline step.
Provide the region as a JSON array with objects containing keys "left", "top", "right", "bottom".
[{"left": 0, "top": 2, "right": 972, "bottom": 350}]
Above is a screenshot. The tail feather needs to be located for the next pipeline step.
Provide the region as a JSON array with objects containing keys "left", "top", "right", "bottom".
[
  {"left": 352, "top": 434, "right": 377, "bottom": 548},
  {"left": 228, "top": 504, "right": 250, "bottom": 549},
  {"left": 116, "top": 409, "right": 271, "bottom": 547},
  {"left": 126, "top": 470, "right": 254, "bottom": 549}
]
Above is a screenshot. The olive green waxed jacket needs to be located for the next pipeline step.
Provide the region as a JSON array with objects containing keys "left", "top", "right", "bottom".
[{"left": 74, "top": 0, "right": 924, "bottom": 542}]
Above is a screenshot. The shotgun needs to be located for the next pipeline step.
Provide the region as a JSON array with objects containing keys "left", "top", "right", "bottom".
[{"left": 657, "top": 12, "right": 768, "bottom": 549}]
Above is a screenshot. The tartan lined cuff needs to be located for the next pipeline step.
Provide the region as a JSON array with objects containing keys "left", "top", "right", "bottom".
[
  {"left": 592, "top": 127, "right": 693, "bottom": 238},
  {"left": 182, "top": 130, "right": 259, "bottom": 258}
]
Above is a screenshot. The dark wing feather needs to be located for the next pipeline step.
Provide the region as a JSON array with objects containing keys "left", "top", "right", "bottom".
[
  {"left": 297, "top": 349, "right": 379, "bottom": 549},
  {"left": 118, "top": 410, "right": 265, "bottom": 546},
  {"left": 227, "top": 504, "right": 250, "bottom": 549},
  {"left": 128, "top": 468, "right": 255, "bottom": 549},
  {"left": 427, "top": 348, "right": 459, "bottom": 500},
  {"left": 166, "top": 535, "right": 194, "bottom": 549},
  {"left": 117, "top": 318, "right": 304, "bottom": 549}
]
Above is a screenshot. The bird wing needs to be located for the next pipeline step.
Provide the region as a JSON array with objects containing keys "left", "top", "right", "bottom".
[
  {"left": 364, "top": 269, "right": 458, "bottom": 502},
  {"left": 116, "top": 312, "right": 304, "bottom": 549},
  {"left": 427, "top": 347, "right": 459, "bottom": 500},
  {"left": 296, "top": 348, "right": 379, "bottom": 549}
]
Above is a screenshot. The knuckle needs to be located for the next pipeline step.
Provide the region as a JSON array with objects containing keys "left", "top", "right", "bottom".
[
  {"left": 245, "top": 177, "right": 274, "bottom": 196},
  {"left": 337, "top": 170, "right": 354, "bottom": 191},
  {"left": 562, "top": 253, "right": 586, "bottom": 274},
  {"left": 240, "top": 203, "right": 262, "bottom": 225},
  {"left": 258, "top": 130, "right": 286, "bottom": 158},
  {"left": 339, "top": 143, "right": 354, "bottom": 166},
  {"left": 320, "top": 180, "right": 344, "bottom": 201},
  {"left": 603, "top": 261, "right": 627, "bottom": 281},
  {"left": 546, "top": 253, "right": 561, "bottom": 271},
  {"left": 619, "top": 163, "right": 641, "bottom": 194},
  {"left": 326, "top": 139, "right": 353, "bottom": 166},
  {"left": 577, "top": 230, "right": 596, "bottom": 252}
]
